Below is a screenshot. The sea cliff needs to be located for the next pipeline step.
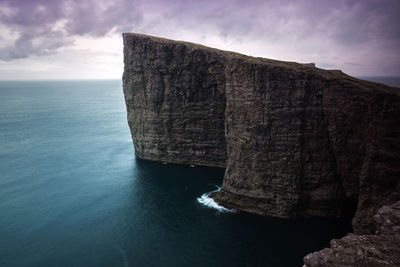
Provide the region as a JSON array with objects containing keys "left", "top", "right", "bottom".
[
  {"left": 122, "top": 34, "right": 227, "bottom": 168},
  {"left": 122, "top": 33, "right": 400, "bottom": 239}
]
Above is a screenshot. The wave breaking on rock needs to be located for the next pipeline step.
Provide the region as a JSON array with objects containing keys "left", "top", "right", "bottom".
[{"left": 197, "top": 187, "right": 235, "bottom": 213}]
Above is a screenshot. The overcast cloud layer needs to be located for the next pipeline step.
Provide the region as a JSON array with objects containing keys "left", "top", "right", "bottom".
[{"left": 0, "top": 0, "right": 399, "bottom": 79}]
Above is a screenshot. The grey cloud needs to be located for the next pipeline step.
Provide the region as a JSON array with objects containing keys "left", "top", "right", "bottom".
[
  {"left": 0, "top": 0, "right": 399, "bottom": 77},
  {"left": 0, "top": 0, "right": 144, "bottom": 60}
]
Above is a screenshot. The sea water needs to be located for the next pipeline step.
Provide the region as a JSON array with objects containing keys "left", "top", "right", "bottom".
[{"left": 0, "top": 78, "right": 394, "bottom": 266}]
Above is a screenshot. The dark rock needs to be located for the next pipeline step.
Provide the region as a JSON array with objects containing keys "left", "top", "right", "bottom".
[
  {"left": 122, "top": 33, "right": 400, "bottom": 233},
  {"left": 374, "top": 201, "right": 400, "bottom": 239},
  {"left": 122, "top": 33, "right": 227, "bottom": 168},
  {"left": 303, "top": 201, "right": 400, "bottom": 267}
]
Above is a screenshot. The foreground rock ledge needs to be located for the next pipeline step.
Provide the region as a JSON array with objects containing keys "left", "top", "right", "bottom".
[
  {"left": 303, "top": 201, "right": 400, "bottom": 267},
  {"left": 122, "top": 33, "right": 400, "bottom": 235}
]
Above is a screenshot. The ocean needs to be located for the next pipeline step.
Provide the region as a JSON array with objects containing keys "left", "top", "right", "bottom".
[{"left": 1, "top": 77, "right": 395, "bottom": 266}]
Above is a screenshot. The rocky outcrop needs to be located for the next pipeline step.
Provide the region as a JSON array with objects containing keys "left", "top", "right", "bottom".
[
  {"left": 122, "top": 33, "right": 400, "bottom": 234},
  {"left": 303, "top": 201, "right": 400, "bottom": 266}
]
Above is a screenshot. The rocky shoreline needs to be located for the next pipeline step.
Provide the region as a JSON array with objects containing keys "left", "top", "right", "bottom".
[{"left": 303, "top": 201, "right": 400, "bottom": 266}]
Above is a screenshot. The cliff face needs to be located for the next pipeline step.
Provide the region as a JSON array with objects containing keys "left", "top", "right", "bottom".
[
  {"left": 122, "top": 33, "right": 400, "bottom": 233},
  {"left": 216, "top": 58, "right": 400, "bottom": 234},
  {"left": 123, "top": 34, "right": 227, "bottom": 167}
]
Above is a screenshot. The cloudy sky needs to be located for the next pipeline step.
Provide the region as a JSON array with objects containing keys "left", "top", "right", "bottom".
[{"left": 0, "top": 0, "right": 399, "bottom": 80}]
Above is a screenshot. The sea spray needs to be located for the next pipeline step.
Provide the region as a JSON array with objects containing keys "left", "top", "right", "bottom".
[{"left": 197, "top": 186, "right": 236, "bottom": 212}]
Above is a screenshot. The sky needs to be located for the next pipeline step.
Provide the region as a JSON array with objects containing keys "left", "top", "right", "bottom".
[{"left": 0, "top": 0, "right": 399, "bottom": 80}]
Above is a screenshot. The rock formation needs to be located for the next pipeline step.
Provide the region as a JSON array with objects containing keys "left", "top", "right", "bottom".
[
  {"left": 303, "top": 201, "right": 400, "bottom": 266},
  {"left": 123, "top": 34, "right": 226, "bottom": 168},
  {"left": 122, "top": 33, "right": 400, "bottom": 235}
]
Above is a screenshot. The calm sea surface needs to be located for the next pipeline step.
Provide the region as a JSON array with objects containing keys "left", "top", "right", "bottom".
[{"left": 1, "top": 78, "right": 393, "bottom": 266}]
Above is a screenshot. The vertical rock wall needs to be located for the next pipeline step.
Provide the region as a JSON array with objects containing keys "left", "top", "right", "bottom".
[
  {"left": 216, "top": 58, "right": 400, "bottom": 234},
  {"left": 123, "top": 34, "right": 227, "bottom": 167},
  {"left": 218, "top": 61, "right": 345, "bottom": 218}
]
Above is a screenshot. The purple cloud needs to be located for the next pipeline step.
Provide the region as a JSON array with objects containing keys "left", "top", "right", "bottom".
[
  {"left": 0, "top": 0, "right": 144, "bottom": 59},
  {"left": 0, "top": 0, "right": 399, "bottom": 75}
]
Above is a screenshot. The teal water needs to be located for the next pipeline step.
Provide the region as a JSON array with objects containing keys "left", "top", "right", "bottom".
[{"left": 0, "top": 80, "right": 358, "bottom": 266}]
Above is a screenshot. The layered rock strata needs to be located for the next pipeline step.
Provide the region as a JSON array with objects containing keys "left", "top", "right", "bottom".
[
  {"left": 303, "top": 201, "right": 400, "bottom": 266},
  {"left": 122, "top": 33, "right": 400, "bottom": 234},
  {"left": 123, "top": 34, "right": 227, "bottom": 167}
]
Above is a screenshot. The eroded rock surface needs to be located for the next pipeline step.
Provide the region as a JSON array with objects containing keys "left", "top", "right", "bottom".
[
  {"left": 122, "top": 33, "right": 400, "bottom": 233},
  {"left": 123, "top": 34, "right": 227, "bottom": 167},
  {"left": 303, "top": 201, "right": 400, "bottom": 267}
]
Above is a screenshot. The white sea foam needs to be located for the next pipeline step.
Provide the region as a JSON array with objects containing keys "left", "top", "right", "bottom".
[{"left": 197, "top": 187, "right": 236, "bottom": 212}]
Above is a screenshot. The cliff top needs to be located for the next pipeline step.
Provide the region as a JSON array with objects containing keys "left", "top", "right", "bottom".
[{"left": 123, "top": 33, "right": 399, "bottom": 95}]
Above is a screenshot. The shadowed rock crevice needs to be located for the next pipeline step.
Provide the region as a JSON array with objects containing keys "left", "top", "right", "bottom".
[{"left": 122, "top": 33, "right": 400, "bottom": 235}]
